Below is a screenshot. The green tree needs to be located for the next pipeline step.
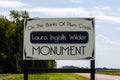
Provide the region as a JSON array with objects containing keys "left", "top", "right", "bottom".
[
  {"left": 10, "top": 10, "right": 56, "bottom": 70},
  {"left": 0, "top": 15, "right": 20, "bottom": 72},
  {"left": 9, "top": 10, "right": 29, "bottom": 72},
  {"left": 0, "top": 16, "right": 9, "bottom": 72},
  {"left": 0, "top": 10, "right": 56, "bottom": 73}
]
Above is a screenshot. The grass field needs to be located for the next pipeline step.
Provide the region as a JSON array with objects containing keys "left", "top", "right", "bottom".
[
  {"left": 96, "top": 70, "right": 120, "bottom": 76},
  {"left": 0, "top": 73, "right": 89, "bottom": 80},
  {"left": 0, "top": 74, "right": 23, "bottom": 80}
]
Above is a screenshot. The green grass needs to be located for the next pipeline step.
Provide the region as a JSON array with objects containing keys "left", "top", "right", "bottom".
[
  {"left": 0, "top": 74, "right": 12, "bottom": 78},
  {"left": 0, "top": 74, "right": 23, "bottom": 80},
  {"left": 96, "top": 70, "right": 120, "bottom": 76},
  {"left": 0, "top": 73, "right": 89, "bottom": 80}
]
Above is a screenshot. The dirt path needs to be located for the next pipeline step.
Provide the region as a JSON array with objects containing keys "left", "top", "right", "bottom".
[{"left": 75, "top": 73, "right": 120, "bottom": 80}]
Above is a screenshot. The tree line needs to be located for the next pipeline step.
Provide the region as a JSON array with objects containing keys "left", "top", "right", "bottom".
[{"left": 0, "top": 10, "right": 56, "bottom": 73}]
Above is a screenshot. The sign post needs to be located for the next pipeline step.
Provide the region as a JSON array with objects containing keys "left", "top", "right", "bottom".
[
  {"left": 23, "top": 18, "right": 95, "bottom": 80},
  {"left": 91, "top": 60, "right": 95, "bottom": 80}
]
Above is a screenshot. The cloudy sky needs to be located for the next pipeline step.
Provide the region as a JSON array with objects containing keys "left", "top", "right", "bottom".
[{"left": 0, "top": 0, "right": 120, "bottom": 68}]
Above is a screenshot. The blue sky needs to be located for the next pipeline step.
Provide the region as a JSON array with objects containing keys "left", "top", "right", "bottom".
[{"left": 0, "top": 0, "right": 120, "bottom": 68}]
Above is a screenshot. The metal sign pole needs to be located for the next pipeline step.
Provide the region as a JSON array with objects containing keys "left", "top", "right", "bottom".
[
  {"left": 23, "top": 61, "right": 28, "bottom": 80},
  {"left": 24, "top": 73, "right": 28, "bottom": 80},
  {"left": 90, "top": 60, "right": 95, "bottom": 80}
]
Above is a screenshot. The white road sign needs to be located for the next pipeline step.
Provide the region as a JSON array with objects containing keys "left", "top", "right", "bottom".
[{"left": 23, "top": 18, "right": 95, "bottom": 60}]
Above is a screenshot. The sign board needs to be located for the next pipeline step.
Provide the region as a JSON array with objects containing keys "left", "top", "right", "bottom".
[{"left": 23, "top": 18, "right": 95, "bottom": 60}]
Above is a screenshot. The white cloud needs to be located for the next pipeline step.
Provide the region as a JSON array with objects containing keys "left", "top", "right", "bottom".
[
  {"left": 1, "top": 5, "right": 120, "bottom": 24},
  {"left": 70, "top": 0, "right": 83, "bottom": 3},
  {"left": 89, "top": 6, "right": 120, "bottom": 23},
  {"left": 58, "top": 0, "right": 84, "bottom": 4},
  {"left": 19, "top": 7, "right": 89, "bottom": 16},
  {"left": 0, "top": 1, "right": 27, "bottom": 8},
  {"left": 117, "top": 27, "right": 120, "bottom": 30},
  {"left": 96, "top": 34, "right": 120, "bottom": 68},
  {"left": 18, "top": 6, "right": 120, "bottom": 23},
  {"left": 95, "top": 14, "right": 120, "bottom": 23},
  {"left": 93, "top": 6, "right": 111, "bottom": 11},
  {"left": 96, "top": 34, "right": 120, "bottom": 53},
  {"left": 96, "top": 24, "right": 102, "bottom": 28},
  {"left": 96, "top": 35, "right": 115, "bottom": 44},
  {"left": 0, "top": 10, "right": 9, "bottom": 15}
]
